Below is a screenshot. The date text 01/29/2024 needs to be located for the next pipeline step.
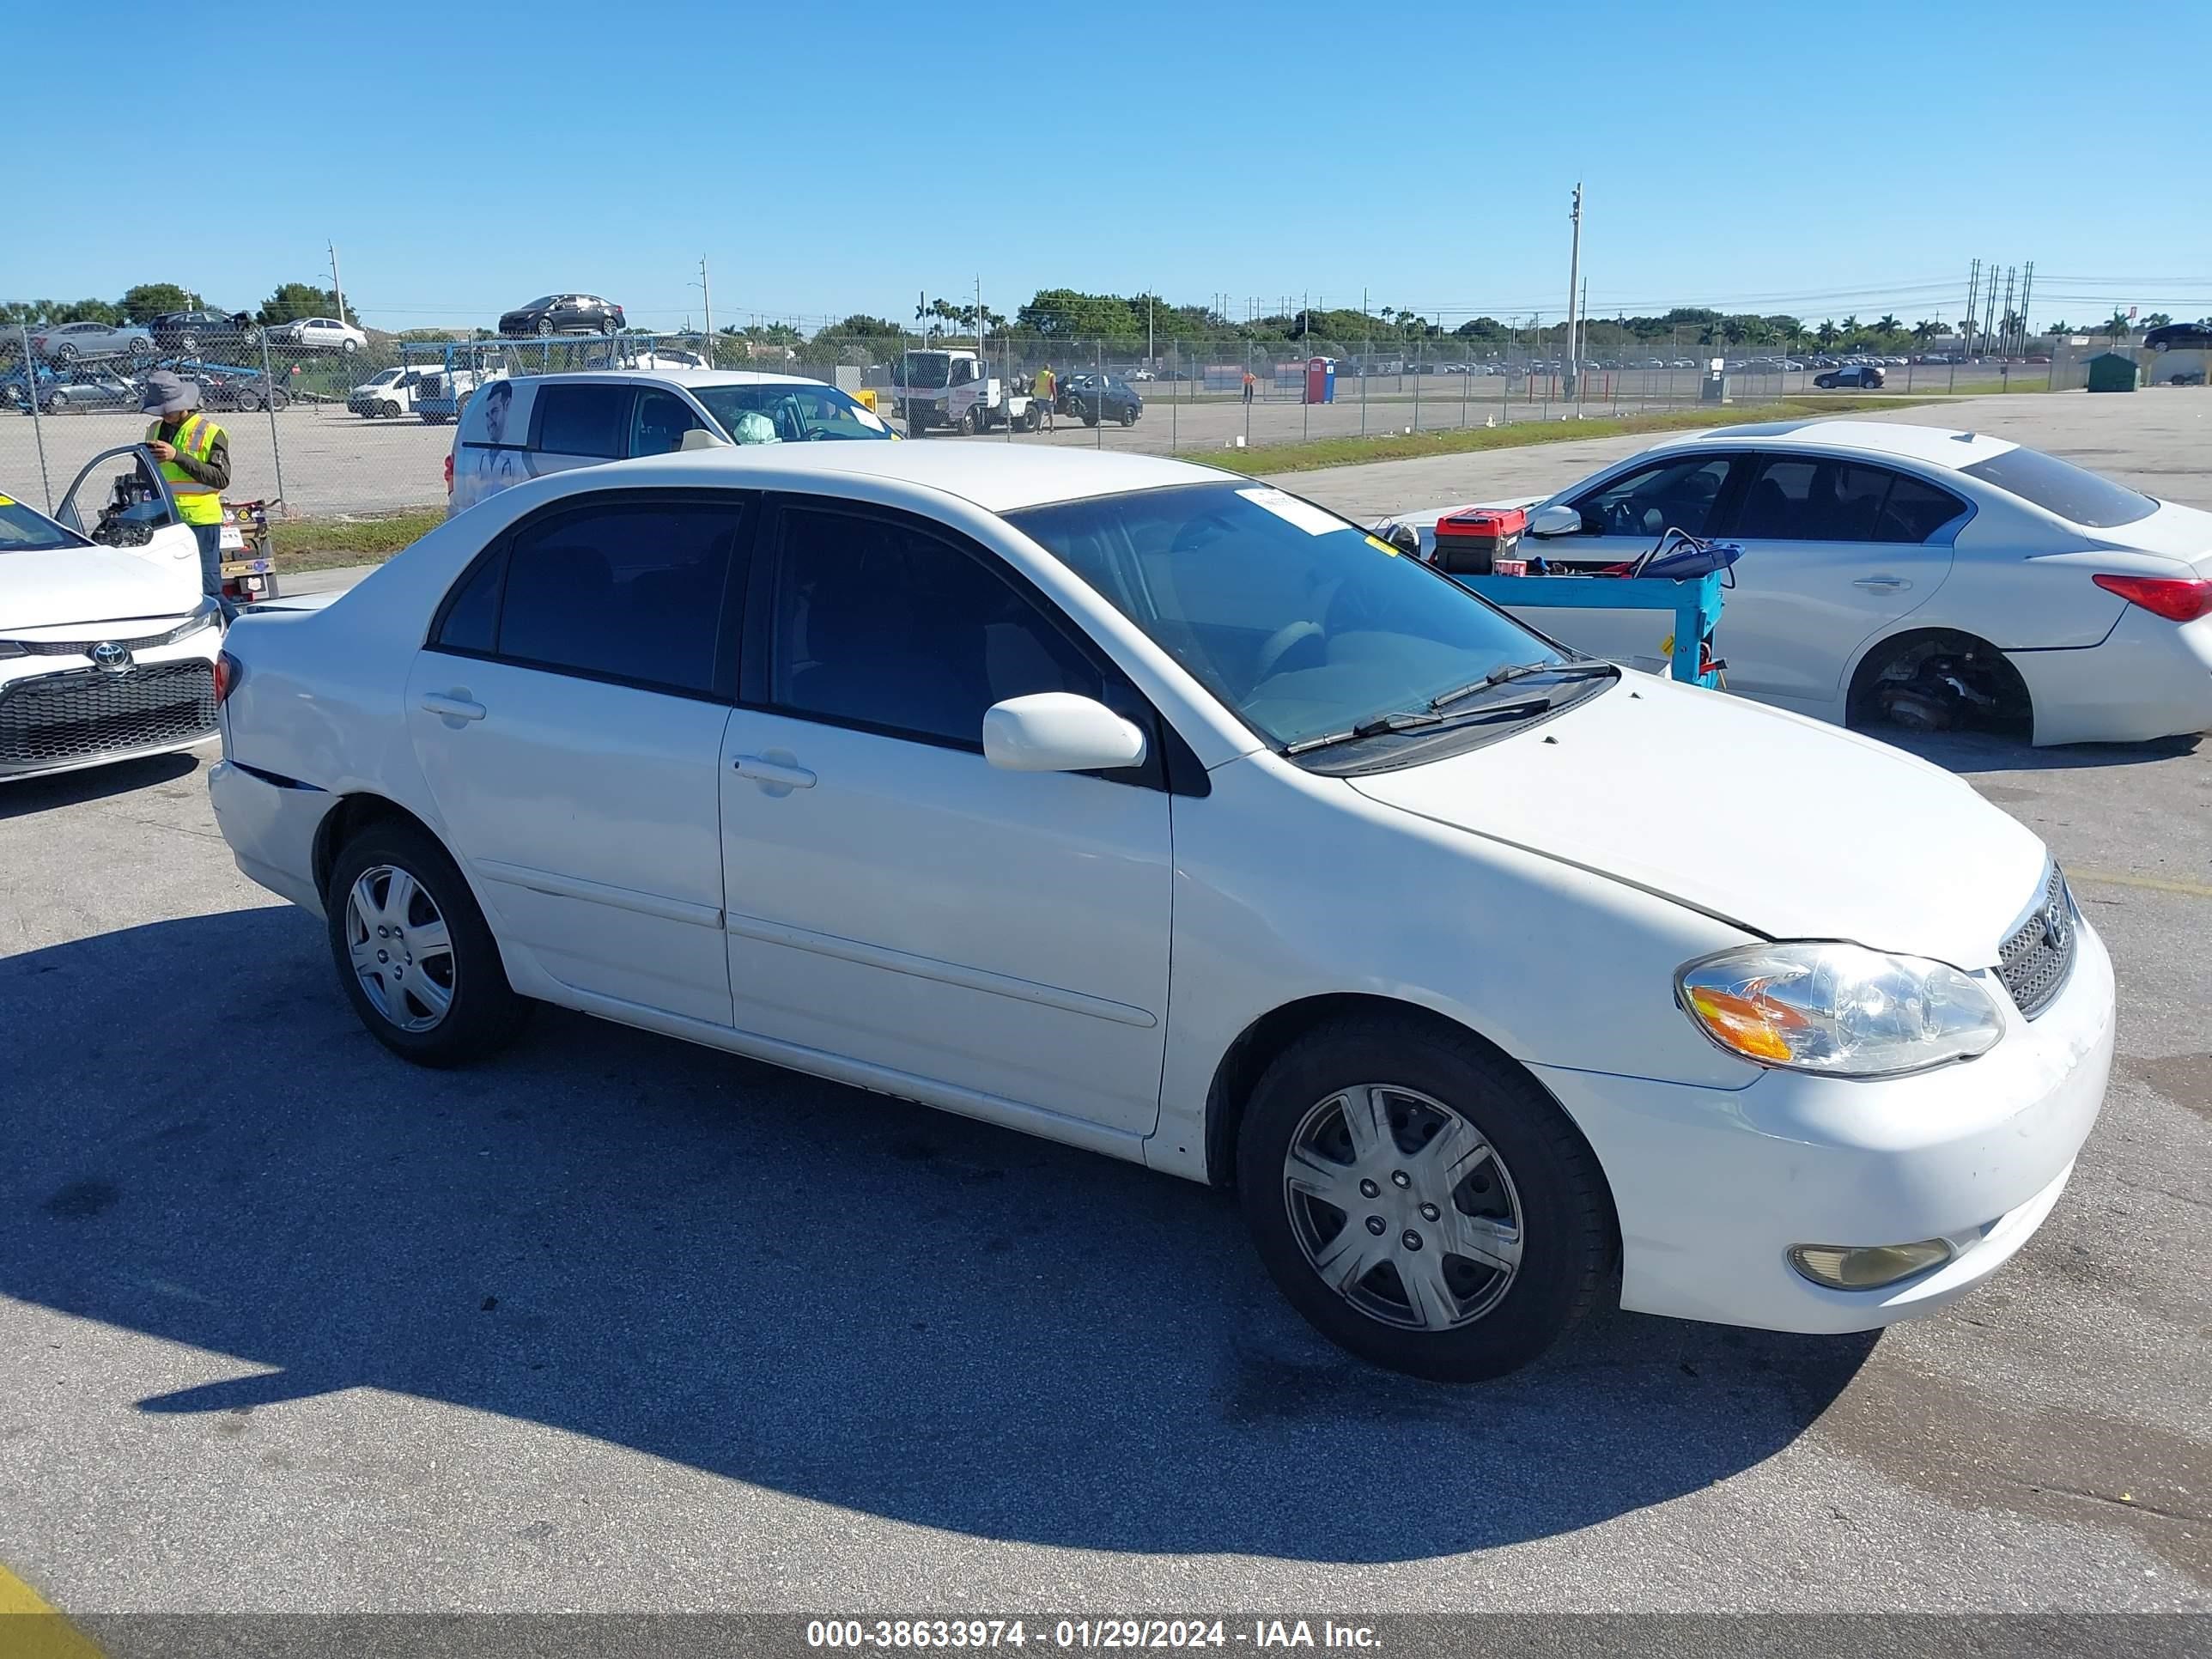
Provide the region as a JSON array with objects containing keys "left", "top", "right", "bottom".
[{"left": 805, "top": 1620, "right": 1382, "bottom": 1650}]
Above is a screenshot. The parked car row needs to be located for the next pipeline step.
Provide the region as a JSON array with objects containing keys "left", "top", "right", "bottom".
[{"left": 3, "top": 364, "right": 290, "bottom": 416}]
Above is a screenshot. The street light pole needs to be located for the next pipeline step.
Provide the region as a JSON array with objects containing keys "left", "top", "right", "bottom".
[{"left": 1563, "top": 182, "right": 1583, "bottom": 401}]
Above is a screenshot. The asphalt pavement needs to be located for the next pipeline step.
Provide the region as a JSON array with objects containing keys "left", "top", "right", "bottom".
[{"left": 0, "top": 398, "right": 2206, "bottom": 1630}]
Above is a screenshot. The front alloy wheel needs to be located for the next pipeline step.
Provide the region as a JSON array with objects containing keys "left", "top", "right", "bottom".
[
  {"left": 326, "top": 820, "right": 530, "bottom": 1066},
  {"left": 1237, "top": 1013, "right": 1610, "bottom": 1381},
  {"left": 1283, "top": 1085, "right": 1523, "bottom": 1331},
  {"left": 344, "top": 864, "right": 455, "bottom": 1033}
]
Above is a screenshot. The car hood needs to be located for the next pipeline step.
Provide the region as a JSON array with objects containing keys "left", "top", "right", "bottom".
[
  {"left": 1, "top": 538, "right": 203, "bottom": 630},
  {"left": 1347, "top": 675, "right": 2048, "bottom": 969}
]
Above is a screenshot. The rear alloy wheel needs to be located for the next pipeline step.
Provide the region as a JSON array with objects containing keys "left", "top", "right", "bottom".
[
  {"left": 52, "top": 343, "right": 77, "bottom": 364},
  {"left": 1237, "top": 1014, "right": 1610, "bottom": 1381},
  {"left": 326, "top": 820, "right": 531, "bottom": 1066},
  {"left": 45, "top": 391, "right": 67, "bottom": 415}
]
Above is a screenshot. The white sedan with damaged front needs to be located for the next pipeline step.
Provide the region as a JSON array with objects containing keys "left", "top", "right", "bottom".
[
  {"left": 1, "top": 453, "right": 223, "bottom": 782},
  {"left": 210, "top": 442, "right": 2112, "bottom": 1380}
]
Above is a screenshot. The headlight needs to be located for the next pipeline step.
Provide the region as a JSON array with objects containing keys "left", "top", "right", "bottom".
[
  {"left": 1675, "top": 942, "right": 2003, "bottom": 1077},
  {"left": 160, "top": 599, "right": 222, "bottom": 643}
]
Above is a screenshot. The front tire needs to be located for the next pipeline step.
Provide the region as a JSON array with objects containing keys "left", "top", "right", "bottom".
[
  {"left": 380, "top": 400, "right": 401, "bottom": 418},
  {"left": 1236, "top": 1013, "right": 1610, "bottom": 1382},
  {"left": 325, "top": 820, "right": 531, "bottom": 1067},
  {"left": 957, "top": 407, "right": 979, "bottom": 436}
]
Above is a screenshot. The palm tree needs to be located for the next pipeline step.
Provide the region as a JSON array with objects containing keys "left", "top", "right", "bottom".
[
  {"left": 1911, "top": 319, "right": 1941, "bottom": 346},
  {"left": 2104, "top": 309, "right": 2131, "bottom": 342},
  {"left": 1815, "top": 319, "right": 1838, "bottom": 349},
  {"left": 1875, "top": 313, "right": 1900, "bottom": 338},
  {"left": 1838, "top": 314, "right": 1859, "bottom": 340}
]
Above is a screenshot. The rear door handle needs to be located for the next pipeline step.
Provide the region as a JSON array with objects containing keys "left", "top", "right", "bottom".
[
  {"left": 419, "top": 691, "right": 487, "bottom": 721},
  {"left": 732, "top": 754, "right": 817, "bottom": 790},
  {"left": 1852, "top": 575, "right": 1911, "bottom": 591}
]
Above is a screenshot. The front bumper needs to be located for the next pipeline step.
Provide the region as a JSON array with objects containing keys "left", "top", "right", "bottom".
[
  {"left": 1533, "top": 915, "right": 2115, "bottom": 1334},
  {"left": 2010, "top": 607, "right": 2212, "bottom": 745},
  {"left": 0, "top": 634, "right": 222, "bottom": 781}
]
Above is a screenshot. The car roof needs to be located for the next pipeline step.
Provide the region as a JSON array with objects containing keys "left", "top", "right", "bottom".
[
  {"left": 589, "top": 438, "right": 1232, "bottom": 514},
  {"left": 1667, "top": 419, "right": 2016, "bottom": 470},
  {"left": 523, "top": 368, "right": 832, "bottom": 390}
]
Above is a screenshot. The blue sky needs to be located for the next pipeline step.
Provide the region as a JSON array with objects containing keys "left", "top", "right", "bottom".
[{"left": 9, "top": 0, "right": 2209, "bottom": 335}]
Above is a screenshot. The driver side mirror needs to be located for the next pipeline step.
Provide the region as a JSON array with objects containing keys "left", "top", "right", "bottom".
[
  {"left": 982, "top": 694, "right": 1147, "bottom": 774},
  {"left": 679, "top": 427, "right": 732, "bottom": 451},
  {"left": 1528, "top": 503, "right": 1583, "bottom": 538}
]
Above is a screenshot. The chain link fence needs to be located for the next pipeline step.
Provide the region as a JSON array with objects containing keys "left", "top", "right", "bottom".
[{"left": 0, "top": 314, "right": 2059, "bottom": 538}]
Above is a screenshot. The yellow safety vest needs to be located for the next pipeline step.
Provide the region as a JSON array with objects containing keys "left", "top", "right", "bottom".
[
  {"left": 146, "top": 413, "right": 224, "bottom": 525},
  {"left": 1036, "top": 368, "right": 1054, "bottom": 397}
]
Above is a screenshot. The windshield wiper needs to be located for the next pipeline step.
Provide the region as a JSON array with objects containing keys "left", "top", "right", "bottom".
[
  {"left": 1280, "top": 698, "right": 1554, "bottom": 757},
  {"left": 1427, "top": 658, "right": 1617, "bottom": 713}
]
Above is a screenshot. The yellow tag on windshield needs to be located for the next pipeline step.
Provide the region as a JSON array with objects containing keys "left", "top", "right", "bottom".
[
  {"left": 0, "top": 495, "right": 15, "bottom": 507},
  {"left": 1364, "top": 534, "right": 1398, "bottom": 556}
]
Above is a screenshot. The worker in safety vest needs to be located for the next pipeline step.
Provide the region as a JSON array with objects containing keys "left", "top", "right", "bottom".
[
  {"left": 138, "top": 371, "right": 232, "bottom": 615},
  {"left": 1034, "top": 362, "right": 1056, "bottom": 432}
]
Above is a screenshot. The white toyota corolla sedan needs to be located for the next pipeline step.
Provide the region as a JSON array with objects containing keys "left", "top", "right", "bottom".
[
  {"left": 208, "top": 444, "right": 2114, "bottom": 1380},
  {"left": 1, "top": 461, "right": 223, "bottom": 783},
  {"left": 1384, "top": 420, "right": 2212, "bottom": 746}
]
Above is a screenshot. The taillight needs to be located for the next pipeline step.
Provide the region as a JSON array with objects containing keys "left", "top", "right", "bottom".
[
  {"left": 443, "top": 451, "right": 454, "bottom": 494},
  {"left": 214, "top": 651, "right": 240, "bottom": 703},
  {"left": 2093, "top": 574, "right": 2212, "bottom": 623}
]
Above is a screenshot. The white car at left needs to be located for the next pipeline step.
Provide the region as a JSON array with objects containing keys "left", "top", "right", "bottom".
[
  {"left": 0, "top": 449, "right": 224, "bottom": 783},
  {"left": 269, "top": 316, "right": 368, "bottom": 354}
]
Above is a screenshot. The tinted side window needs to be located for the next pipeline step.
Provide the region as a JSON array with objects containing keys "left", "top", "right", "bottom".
[
  {"left": 434, "top": 551, "right": 504, "bottom": 653},
  {"left": 1739, "top": 458, "right": 1958, "bottom": 543},
  {"left": 534, "top": 384, "right": 629, "bottom": 458},
  {"left": 630, "top": 388, "right": 708, "bottom": 456},
  {"left": 1573, "top": 456, "right": 1735, "bottom": 538},
  {"left": 1875, "top": 472, "right": 1966, "bottom": 544},
  {"left": 770, "top": 507, "right": 1101, "bottom": 747},
  {"left": 495, "top": 500, "right": 746, "bottom": 695}
]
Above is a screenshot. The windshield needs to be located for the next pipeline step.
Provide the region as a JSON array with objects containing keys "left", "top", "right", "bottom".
[
  {"left": 0, "top": 494, "right": 89, "bottom": 553},
  {"left": 520, "top": 295, "right": 556, "bottom": 310},
  {"left": 900, "top": 354, "right": 951, "bottom": 389},
  {"left": 693, "top": 383, "right": 892, "bottom": 443},
  {"left": 1961, "top": 445, "right": 2156, "bottom": 528},
  {"left": 1006, "top": 482, "right": 1569, "bottom": 750},
  {"left": 367, "top": 369, "right": 402, "bottom": 386}
]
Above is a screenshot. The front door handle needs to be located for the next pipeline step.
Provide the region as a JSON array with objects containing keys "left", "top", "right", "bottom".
[
  {"left": 1852, "top": 574, "right": 1911, "bottom": 591},
  {"left": 419, "top": 691, "right": 487, "bottom": 721},
  {"left": 732, "top": 754, "right": 817, "bottom": 791}
]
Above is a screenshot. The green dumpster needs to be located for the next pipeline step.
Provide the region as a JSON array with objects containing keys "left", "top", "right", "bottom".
[{"left": 2085, "top": 351, "right": 2139, "bottom": 393}]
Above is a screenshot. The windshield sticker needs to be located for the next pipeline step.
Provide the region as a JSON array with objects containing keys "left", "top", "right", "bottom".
[
  {"left": 850, "top": 405, "right": 886, "bottom": 431},
  {"left": 1364, "top": 534, "right": 1399, "bottom": 556},
  {"left": 0, "top": 495, "right": 15, "bottom": 507},
  {"left": 1238, "top": 487, "right": 1346, "bottom": 537}
]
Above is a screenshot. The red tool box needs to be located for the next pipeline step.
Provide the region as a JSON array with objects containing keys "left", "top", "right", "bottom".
[{"left": 1430, "top": 506, "right": 1527, "bottom": 574}]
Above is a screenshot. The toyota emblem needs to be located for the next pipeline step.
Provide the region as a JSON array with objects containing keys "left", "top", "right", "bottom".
[
  {"left": 90, "top": 641, "right": 131, "bottom": 672},
  {"left": 2040, "top": 901, "right": 2070, "bottom": 951}
]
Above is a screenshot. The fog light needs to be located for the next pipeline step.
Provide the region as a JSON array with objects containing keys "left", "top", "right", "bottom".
[{"left": 1788, "top": 1239, "right": 1953, "bottom": 1291}]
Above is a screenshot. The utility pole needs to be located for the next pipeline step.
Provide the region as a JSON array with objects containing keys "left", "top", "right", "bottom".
[
  {"left": 2018, "top": 260, "right": 2035, "bottom": 352},
  {"left": 1982, "top": 261, "right": 1999, "bottom": 358},
  {"left": 698, "top": 255, "right": 713, "bottom": 359},
  {"left": 1563, "top": 181, "right": 1583, "bottom": 399},
  {"left": 1147, "top": 293, "right": 1154, "bottom": 366},
  {"left": 1577, "top": 276, "right": 1589, "bottom": 414},
  {"left": 327, "top": 240, "right": 347, "bottom": 327},
  {"left": 2001, "top": 266, "right": 2017, "bottom": 358},
  {"left": 1962, "top": 259, "right": 1980, "bottom": 360}
]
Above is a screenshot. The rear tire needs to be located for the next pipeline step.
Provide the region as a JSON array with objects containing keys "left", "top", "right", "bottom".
[
  {"left": 380, "top": 400, "right": 400, "bottom": 418},
  {"left": 1236, "top": 1012, "right": 1610, "bottom": 1382},
  {"left": 52, "top": 343, "right": 76, "bottom": 364},
  {"left": 325, "top": 819, "right": 532, "bottom": 1067},
  {"left": 1121, "top": 405, "right": 1138, "bottom": 427},
  {"left": 957, "top": 407, "right": 979, "bottom": 436}
]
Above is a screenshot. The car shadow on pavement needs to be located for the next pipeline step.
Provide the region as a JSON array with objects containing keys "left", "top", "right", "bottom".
[
  {"left": 1882, "top": 727, "right": 2201, "bottom": 775},
  {"left": 0, "top": 907, "right": 1877, "bottom": 1563},
  {"left": 0, "top": 750, "right": 202, "bottom": 821}
]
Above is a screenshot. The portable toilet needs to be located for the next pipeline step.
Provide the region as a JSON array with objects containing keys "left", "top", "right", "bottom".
[
  {"left": 2085, "top": 351, "right": 2139, "bottom": 393},
  {"left": 1304, "top": 356, "right": 1336, "bottom": 404}
]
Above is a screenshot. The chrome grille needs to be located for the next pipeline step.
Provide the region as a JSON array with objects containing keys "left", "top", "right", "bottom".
[
  {"left": 0, "top": 662, "right": 216, "bottom": 770},
  {"left": 9, "top": 623, "right": 191, "bottom": 658},
  {"left": 1996, "top": 865, "right": 2076, "bottom": 1021}
]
